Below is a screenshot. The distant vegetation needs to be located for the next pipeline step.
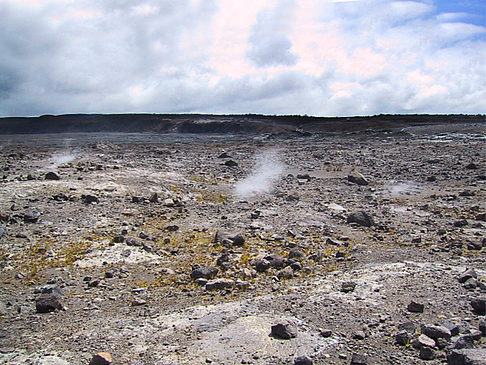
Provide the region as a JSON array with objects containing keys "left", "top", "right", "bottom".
[{"left": 0, "top": 113, "right": 484, "bottom": 135}]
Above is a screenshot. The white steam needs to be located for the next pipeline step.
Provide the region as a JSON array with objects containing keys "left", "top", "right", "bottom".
[
  {"left": 49, "top": 150, "right": 77, "bottom": 168},
  {"left": 385, "top": 181, "right": 421, "bottom": 197},
  {"left": 235, "top": 150, "right": 285, "bottom": 198}
]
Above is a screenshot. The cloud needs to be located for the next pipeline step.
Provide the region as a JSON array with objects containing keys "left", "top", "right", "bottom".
[
  {"left": 0, "top": 0, "right": 485, "bottom": 117},
  {"left": 246, "top": 0, "right": 298, "bottom": 67}
]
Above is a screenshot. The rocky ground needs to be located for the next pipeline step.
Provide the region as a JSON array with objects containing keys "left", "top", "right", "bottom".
[{"left": 0, "top": 127, "right": 485, "bottom": 365}]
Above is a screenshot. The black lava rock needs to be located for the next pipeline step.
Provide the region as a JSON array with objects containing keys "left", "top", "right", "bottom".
[
  {"left": 271, "top": 320, "right": 297, "bottom": 339},
  {"left": 190, "top": 266, "right": 219, "bottom": 280},
  {"left": 45, "top": 172, "right": 60, "bottom": 180},
  {"left": 347, "top": 211, "right": 374, "bottom": 227},
  {"left": 35, "top": 294, "right": 63, "bottom": 313}
]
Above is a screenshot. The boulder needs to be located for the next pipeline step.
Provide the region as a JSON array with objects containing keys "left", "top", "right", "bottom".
[
  {"left": 149, "top": 192, "right": 159, "bottom": 203},
  {"left": 288, "top": 248, "right": 306, "bottom": 260},
  {"left": 447, "top": 349, "right": 486, "bottom": 365},
  {"left": 214, "top": 231, "right": 245, "bottom": 247},
  {"left": 35, "top": 294, "right": 63, "bottom": 313},
  {"left": 82, "top": 194, "right": 99, "bottom": 204},
  {"left": 451, "top": 335, "right": 475, "bottom": 350},
  {"left": 277, "top": 266, "right": 294, "bottom": 280},
  {"left": 224, "top": 160, "right": 238, "bottom": 167},
  {"left": 347, "top": 211, "right": 374, "bottom": 227},
  {"left": 442, "top": 321, "right": 460, "bottom": 337},
  {"left": 253, "top": 259, "right": 270, "bottom": 273},
  {"left": 412, "top": 334, "right": 436, "bottom": 349},
  {"left": 89, "top": 352, "right": 113, "bottom": 365},
  {"left": 470, "top": 298, "right": 486, "bottom": 315},
  {"left": 350, "top": 353, "right": 368, "bottom": 365},
  {"left": 348, "top": 172, "right": 369, "bottom": 186},
  {"left": 190, "top": 266, "right": 218, "bottom": 280},
  {"left": 407, "top": 301, "right": 424, "bottom": 313},
  {"left": 294, "top": 356, "right": 313, "bottom": 365},
  {"left": 205, "top": 279, "right": 234, "bottom": 291},
  {"left": 125, "top": 237, "right": 143, "bottom": 247},
  {"left": 479, "top": 321, "right": 486, "bottom": 336},
  {"left": 271, "top": 320, "right": 298, "bottom": 339},
  {"left": 458, "top": 269, "right": 478, "bottom": 283},
  {"left": 420, "top": 346, "right": 436, "bottom": 361},
  {"left": 421, "top": 324, "right": 451, "bottom": 341},
  {"left": 23, "top": 211, "right": 40, "bottom": 223},
  {"left": 264, "top": 254, "right": 286, "bottom": 269},
  {"left": 45, "top": 172, "right": 60, "bottom": 180},
  {"left": 395, "top": 331, "right": 411, "bottom": 346},
  {"left": 341, "top": 281, "right": 357, "bottom": 293}
]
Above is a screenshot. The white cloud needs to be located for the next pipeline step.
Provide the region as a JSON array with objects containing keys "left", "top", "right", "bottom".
[{"left": 0, "top": 0, "right": 485, "bottom": 116}]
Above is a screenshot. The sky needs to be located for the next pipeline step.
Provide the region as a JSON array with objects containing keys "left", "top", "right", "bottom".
[{"left": 0, "top": 0, "right": 485, "bottom": 117}]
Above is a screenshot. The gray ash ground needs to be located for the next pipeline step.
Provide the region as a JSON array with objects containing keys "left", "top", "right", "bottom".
[{"left": 0, "top": 128, "right": 485, "bottom": 365}]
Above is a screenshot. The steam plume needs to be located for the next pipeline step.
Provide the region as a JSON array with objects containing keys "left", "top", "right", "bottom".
[{"left": 235, "top": 150, "right": 285, "bottom": 198}]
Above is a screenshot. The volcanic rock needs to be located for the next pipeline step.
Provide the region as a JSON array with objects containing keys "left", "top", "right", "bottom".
[
  {"left": 420, "top": 346, "right": 435, "bottom": 360},
  {"left": 35, "top": 294, "right": 63, "bottom": 313},
  {"left": 348, "top": 172, "right": 369, "bottom": 186},
  {"left": 294, "top": 356, "right": 313, "bottom": 365},
  {"left": 395, "top": 331, "right": 411, "bottom": 346},
  {"left": 23, "top": 211, "right": 40, "bottom": 223},
  {"left": 224, "top": 160, "right": 238, "bottom": 167},
  {"left": 45, "top": 172, "right": 60, "bottom": 180},
  {"left": 465, "top": 163, "right": 478, "bottom": 170},
  {"left": 464, "top": 278, "right": 478, "bottom": 290},
  {"left": 454, "top": 219, "right": 468, "bottom": 227},
  {"left": 205, "top": 278, "right": 234, "bottom": 291},
  {"left": 214, "top": 231, "right": 245, "bottom": 247},
  {"left": 350, "top": 353, "right": 368, "bottom": 365},
  {"left": 407, "top": 301, "right": 425, "bottom": 313},
  {"left": 253, "top": 259, "right": 270, "bottom": 273},
  {"left": 131, "top": 196, "right": 144, "bottom": 203},
  {"left": 479, "top": 321, "right": 486, "bottom": 336},
  {"left": 447, "top": 349, "right": 486, "bottom": 365},
  {"left": 421, "top": 324, "right": 452, "bottom": 340},
  {"left": 341, "top": 281, "right": 357, "bottom": 293},
  {"left": 470, "top": 298, "right": 486, "bottom": 315},
  {"left": 166, "top": 225, "right": 179, "bottom": 232},
  {"left": 149, "top": 192, "right": 159, "bottom": 203},
  {"left": 191, "top": 266, "right": 218, "bottom": 280},
  {"left": 288, "top": 248, "right": 305, "bottom": 260},
  {"left": 113, "top": 235, "right": 124, "bottom": 243},
  {"left": 82, "top": 194, "right": 99, "bottom": 204},
  {"left": 412, "top": 334, "right": 436, "bottom": 349},
  {"left": 89, "top": 352, "right": 113, "bottom": 365},
  {"left": 277, "top": 266, "right": 294, "bottom": 280},
  {"left": 126, "top": 237, "right": 143, "bottom": 247},
  {"left": 230, "top": 233, "right": 245, "bottom": 247},
  {"left": 264, "top": 254, "right": 286, "bottom": 269},
  {"left": 271, "top": 320, "right": 298, "bottom": 339},
  {"left": 458, "top": 269, "right": 478, "bottom": 283},
  {"left": 442, "top": 321, "right": 460, "bottom": 337},
  {"left": 451, "top": 335, "right": 475, "bottom": 350},
  {"left": 347, "top": 211, "right": 374, "bottom": 227}
]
